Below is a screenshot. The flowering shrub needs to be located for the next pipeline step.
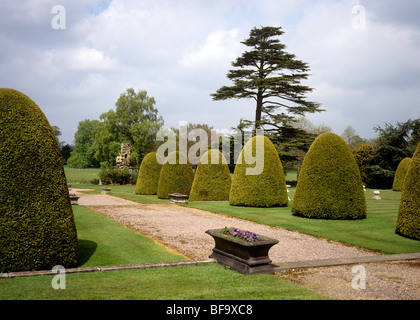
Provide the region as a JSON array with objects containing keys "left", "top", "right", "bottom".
[{"left": 222, "top": 227, "right": 259, "bottom": 242}]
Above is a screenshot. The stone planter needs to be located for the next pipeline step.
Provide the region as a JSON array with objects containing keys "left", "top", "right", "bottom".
[
  {"left": 205, "top": 228, "right": 279, "bottom": 275},
  {"left": 169, "top": 193, "right": 188, "bottom": 204},
  {"left": 69, "top": 194, "right": 80, "bottom": 205},
  {"left": 102, "top": 186, "right": 111, "bottom": 194},
  {"left": 372, "top": 190, "right": 381, "bottom": 200}
]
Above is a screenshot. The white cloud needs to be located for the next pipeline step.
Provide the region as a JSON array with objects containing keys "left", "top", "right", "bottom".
[
  {"left": 179, "top": 28, "right": 240, "bottom": 68},
  {"left": 1, "top": 0, "right": 419, "bottom": 144},
  {"left": 47, "top": 46, "right": 115, "bottom": 71}
]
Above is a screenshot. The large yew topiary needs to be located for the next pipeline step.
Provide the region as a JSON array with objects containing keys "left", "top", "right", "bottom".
[
  {"left": 292, "top": 132, "right": 367, "bottom": 219},
  {"left": 392, "top": 157, "right": 412, "bottom": 191},
  {"left": 396, "top": 143, "right": 420, "bottom": 240},
  {"left": 229, "top": 135, "right": 288, "bottom": 207},
  {"left": 0, "top": 88, "right": 79, "bottom": 272},
  {"left": 189, "top": 149, "right": 231, "bottom": 201},
  {"left": 157, "top": 151, "right": 194, "bottom": 199},
  {"left": 135, "top": 152, "right": 163, "bottom": 195}
]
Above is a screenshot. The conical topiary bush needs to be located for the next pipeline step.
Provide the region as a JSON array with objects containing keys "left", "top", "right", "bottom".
[
  {"left": 229, "top": 135, "right": 288, "bottom": 207},
  {"left": 396, "top": 143, "right": 420, "bottom": 240},
  {"left": 135, "top": 152, "right": 163, "bottom": 195},
  {"left": 292, "top": 132, "right": 367, "bottom": 220},
  {"left": 0, "top": 88, "right": 79, "bottom": 273},
  {"left": 157, "top": 151, "right": 194, "bottom": 199},
  {"left": 189, "top": 149, "right": 231, "bottom": 201},
  {"left": 392, "top": 157, "right": 412, "bottom": 191}
]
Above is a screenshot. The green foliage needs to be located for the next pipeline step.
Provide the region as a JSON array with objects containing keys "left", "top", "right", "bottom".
[
  {"left": 373, "top": 119, "right": 420, "bottom": 171},
  {"left": 157, "top": 151, "right": 194, "bottom": 199},
  {"left": 135, "top": 152, "right": 163, "bottom": 195},
  {"left": 365, "top": 165, "right": 395, "bottom": 189},
  {"left": 352, "top": 143, "right": 374, "bottom": 185},
  {"left": 98, "top": 167, "right": 138, "bottom": 185},
  {"left": 362, "top": 119, "right": 420, "bottom": 189},
  {"left": 67, "top": 119, "right": 100, "bottom": 168},
  {"left": 392, "top": 157, "right": 412, "bottom": 191},
  {"left": 93, "top": 88, "right": 164, "bottom": 168},
  {"left": 189, "top": 150, "right": 231, "bottom": 201},
  {"left": 211, "top": 26, "right": 322, "bottom": 131},
  {"left": 229, "top": 135, "right": 288, "bottom": 207},
  {"left": 292, "top": 133, "right": 367, "bottom": 220},
  {"left": 0, "top": 88, "right": 79, "bottom": 272},
  {"left": 396, "top": 143, "right": 420, "bottom": 240}
]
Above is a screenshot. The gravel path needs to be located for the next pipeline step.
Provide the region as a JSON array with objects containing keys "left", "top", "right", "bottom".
[
  {"left": 76, "top": 192, "right": 419, "bottom": 300},
  {"left": 77, "top": 193, "right": 377, "bottom": 262}
]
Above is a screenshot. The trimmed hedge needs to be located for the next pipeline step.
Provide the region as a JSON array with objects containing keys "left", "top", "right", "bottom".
[
  {"left": 189, "top": 149, "right": 231, "bottom": 201},
  {"left": 135, "top": 152, "right": 163, "bottom": 194},
  {"left": 229, "top": 135, "right": 288, "bottom": 207},
  {"left": 0, "top": 88, "right": 79, "bottom": 272},
  {"left": 157, "top": 151, "right": 194, "bottom": 199},
  {"left": 392, "top": 157, "right": 412, "bottom": 191},
  {"left": 396, "top": 143, "right": 420, "bottom": 240},
  {"left": 292, "top": 132, "right": 367, "bottom": 220},
  {"left": 99, "top": 167, "right": 138, "bottom": 185}
]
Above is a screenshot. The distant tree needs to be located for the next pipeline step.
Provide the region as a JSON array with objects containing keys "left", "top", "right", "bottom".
[
  {"left": 60, "top": 144, "right": 72, "bottom": 164},
  {"left": 93, "top": 88, "right": 164, "bottom": 168},
  {"left": 352, "top": 143, "right": 374, "bottom": 186},
  {"left": 341, "top": 125, "right": 365, "bottom": 149},
  {"left": 372, "top": 119, "right": 420, "bottom": 171},
  {"left": 52, "top": 125, "right": 62, "bottom": 145},
  {"left": 67, "top": 119, "right": 100, "bottom": 168},
  {"left": 211, "top": 26, "right": 323, "bottom": 132},
  {"left": 52, "top": 125, "right": 72, "bottom": 164},
  {"left": 363, "top": 119, "right": 420, "bottom": 188},
  {"left": 182, "top": 123, "right": 222, "bottom": 166}
]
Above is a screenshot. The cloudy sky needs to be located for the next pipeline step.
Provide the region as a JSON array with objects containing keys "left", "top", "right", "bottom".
[{"left": 1, "top": 0, "right": 419, "bottom": 145}]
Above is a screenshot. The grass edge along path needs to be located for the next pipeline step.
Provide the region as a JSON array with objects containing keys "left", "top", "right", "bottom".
[
  {"left": 0, "top": 264, "right": 329, "bottom": 300},
  {"left": 73, "top": 205, "right": 188, "bottom": 267},
  {"left": 184, "top": 199, "right": 420, "bottom": 255},
  {"left": 72, "top": 185, "right": 420, "bottom": 254},
  {"left": 0, "top": 205, "right": 328, "bottom": 300}
]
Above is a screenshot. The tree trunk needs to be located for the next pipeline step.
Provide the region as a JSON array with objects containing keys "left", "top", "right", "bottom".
[{"left": 255, "top": 89, "right": 263, "bottom": 130}]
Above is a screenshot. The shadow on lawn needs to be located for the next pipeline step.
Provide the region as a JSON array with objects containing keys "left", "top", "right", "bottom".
[{"left": 77, "top": 239, "right": 98, "bottom": 266}]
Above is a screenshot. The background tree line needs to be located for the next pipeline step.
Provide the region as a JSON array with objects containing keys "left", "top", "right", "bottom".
[{"left": 59, "top": 25, "right": 418, "bottom": 189}]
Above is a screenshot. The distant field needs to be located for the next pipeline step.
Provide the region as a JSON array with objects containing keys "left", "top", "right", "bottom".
[{"left": 64, "top": 166, "right": 101, "bottom": 184}]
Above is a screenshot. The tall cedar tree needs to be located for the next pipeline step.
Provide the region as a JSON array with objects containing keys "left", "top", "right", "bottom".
[{"left": 211, "top": 26, "right": 323, "bottom": 132}]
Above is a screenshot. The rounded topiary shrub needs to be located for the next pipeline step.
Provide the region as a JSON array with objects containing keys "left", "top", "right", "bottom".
[
  {"left": 396, "top": 143, "right": 420, "bottom": 240},
  {"left": 392, "top": 157, "right": 412, "bottom": 191},
  {"left": 292, "top": 132, "right": 367, "bottom": 220},
  {"left": 229, "top": 135, "right": 288, "bottom": 207},
  {"left": 0, "top": 88, "right": 79, "bottom": 273},
  {"left": 135, "top": 152, "right": 163, "bottom": 195},
  {"left": 157, "top": 151, "right": 194, "bottom": 199},
  {"left": 189, "top": 149, "right": 231, "bottom": 201}
]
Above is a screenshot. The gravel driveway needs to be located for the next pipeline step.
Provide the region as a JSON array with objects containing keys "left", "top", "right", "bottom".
[{"left": 76, "top": 192, "right": 419, "bottom": 300}]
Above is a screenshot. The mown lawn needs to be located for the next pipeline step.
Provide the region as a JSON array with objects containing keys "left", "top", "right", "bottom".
[
  {"left": 74, "top": 184, "right": 419, "bottom": 254},
  {"left": 74, "top": 205, "right": 187, "bottom": 266},
  {"left": 64, "top": 166, "right": 101, "bottom": 184},
  {"left": 0, "top": 205, "right": 327, "bottom": 300},
  {"left": 185, "top": 190, "right": 420, "bottom": 255},
  {"left": 0, "top": 263, "right": 328, "bottom": 300}
]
